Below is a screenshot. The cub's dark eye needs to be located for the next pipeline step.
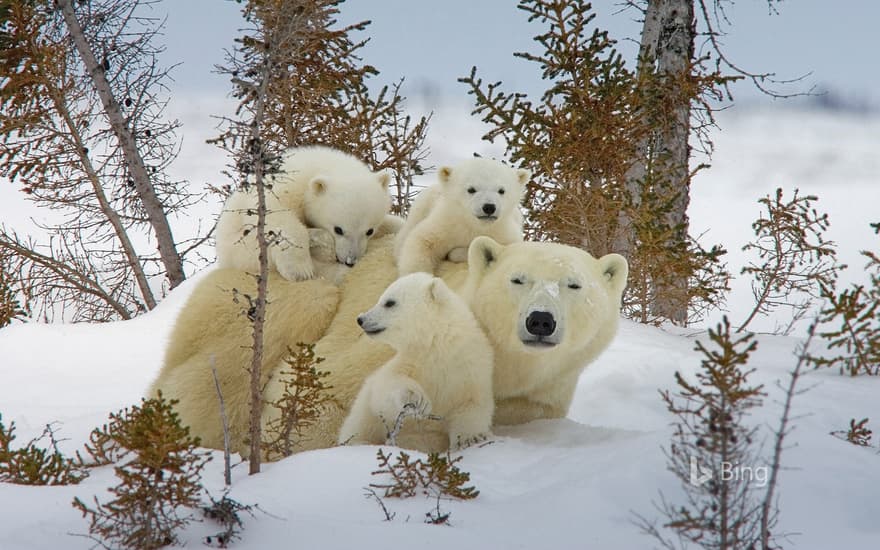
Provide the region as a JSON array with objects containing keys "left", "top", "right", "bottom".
[
  {"left": 366, "top": 228, "right": 374, "bottom": 236},
  {"left": 334, "top": 226, "right": 344, "bottom": 236},
  {"left": 511, "top": 277, "right": 525, "bottom": 285},
  {"left": 568, "top": 282, "right": 582, "bottom": 290},
  {"left": 498, "top": 188, "right": 505, "bottom": 195},
  {"left": 467, "top": 187, "right": 476, "bottom": 194},
  {"left": 384, "top": 299, "right": 396, "bottom": 308}
]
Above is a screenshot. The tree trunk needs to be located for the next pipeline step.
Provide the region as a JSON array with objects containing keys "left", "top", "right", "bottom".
[
  {"left": 623, "top": 0, "right": 695, "bottom": 325},
  {"left": 50, "top": 91, "right": 157, "bottom": 311},
  {"left": 654, "top": 0, "right": 694, "bottom": 326},
  {"left": 56, "top": 0, "right": 186, "bottom": 290},
  {"left": 614, "top": 0, "right": 666, "bottom": 257}
]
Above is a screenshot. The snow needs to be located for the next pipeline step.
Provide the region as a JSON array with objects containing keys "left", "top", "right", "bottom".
[
  {"left": 2, "top": 105, "right": 879, "bottom": 548},
  {"left": 2, "top": 264, "right": 880, "bottom": 548}
]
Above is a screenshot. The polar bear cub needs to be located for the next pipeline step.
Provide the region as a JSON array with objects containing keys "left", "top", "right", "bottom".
[
  {"left": 394, "top": 158, "right": 530, "bottom": 275},
  {"left": 215, "top": 146, "right": 392, "bottom": 281},
  {"left": 338, "top": 272, "right": 494, "bottom": 450}
]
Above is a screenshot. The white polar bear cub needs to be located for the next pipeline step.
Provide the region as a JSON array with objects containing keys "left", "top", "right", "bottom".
[
  {"left": 215, "top": 146, "right": 392, "bottom": 281},
  {"left": 394, "top": 157, "right": 530, "bottom": 275},
  {"left": 338, "top": 272, "right": 495, "bottom": 450}
]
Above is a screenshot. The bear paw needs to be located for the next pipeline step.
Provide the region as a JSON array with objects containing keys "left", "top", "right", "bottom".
[
  {"left": 445, "top": 247, "right": 469, "bottom": 263},
  {"left": 380, "top": 386, "right": 432, "bottom": 421},
  {"left": 451, "top": 432, "right": 490, "bottom": 451},
  {"left": 275, "top": 249, "right": 316, "bottom": 281},
  {"left": 308, "top": 228, "right": 337, "bottom": 264},
  {"left": 313, "top": 261, "right": 350, "bottom": 285}
]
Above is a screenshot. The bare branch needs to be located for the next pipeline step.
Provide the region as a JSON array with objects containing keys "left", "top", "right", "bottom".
[
  {"left": 211, "top": 361, "right": 233, "bottom": 487},
  {"left": 696, "top": 0, "right": 814, "bottom": 99},
  {"left": 55, "top": 0, "right": 186, "bottom": 288},
  {"left": 760, "top": 322, "right": 814, "bottom": 548}
]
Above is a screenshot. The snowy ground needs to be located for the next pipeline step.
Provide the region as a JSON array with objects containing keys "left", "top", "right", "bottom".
[
  {"left": 1, "top": 273, "right": 879, "bottom": 549},
  {"left": 2, "top": 104, "right": 879, "bottom": 548}
]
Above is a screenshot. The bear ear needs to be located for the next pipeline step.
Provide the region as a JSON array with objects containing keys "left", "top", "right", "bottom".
[
  {"left": 427, "top": 277, "right": 446, "bottom": 303},
  {"left": 599, "top": 253, "right": 629, "bottom": 294},
  {"left": 467, "top": 236, "right": 505, "bottom": 278},
  {"left": 438, "top": 166, "right": 453, "bottom": 185},
  {"left": 310, "top": 176, "right": 328, "bottom": 196},
  {"left": 377, "top": 170, "right": 391, "bottom": 190},
  {"left": 515, "top": 168, "right": 532, "bottom": 187}
]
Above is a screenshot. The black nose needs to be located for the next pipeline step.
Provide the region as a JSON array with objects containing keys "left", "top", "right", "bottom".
[
  {"left": 344, "top": 259, "right": 356, "bottom": 267},
  {"left": 526, "top": 311, "right": 556, "bottom": 337},
  {"left": 482, "top": 203, "right": 496, "bottom": 215},
  {"left": 356, "top": 315, "right": 364, "bottom": 327}
]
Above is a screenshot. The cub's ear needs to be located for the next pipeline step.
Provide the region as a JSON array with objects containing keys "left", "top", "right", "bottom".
[
  {"left": 467, "top": 236, "right": 505, "bottom": 278},
  {"left": 377, "top": 170, "right": 391, "bottom": 190},
  {"left": 598, "top": 253, "right": 629, "bottom": 295},
  {"left": 310, "top": 176, "right": 328, "bottom": 195},
  {"left": 515, "top": 168, "right": 532, "bottom": 187},
  {"left": 438, "top": 166, "right": 453, "bottom": 185},
  {"left": 427, "top": 277, "right": 447, "bottom": 303}
]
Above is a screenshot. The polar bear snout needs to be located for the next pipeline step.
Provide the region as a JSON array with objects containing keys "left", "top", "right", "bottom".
[
  {"left": 334, "top": 237, "right": 365, "bottom": 267},
  {"left": 519, "top": 306, "right": 563, "bottom": 349},
  {"left": 526, "top": 310, "right": 556, "bottom": 337},
  {"left": 357, "top": 313, "right": 385, "bottom": 336},
  {"left": 481, "top": 203, "right": 497, "bottom": 216}
]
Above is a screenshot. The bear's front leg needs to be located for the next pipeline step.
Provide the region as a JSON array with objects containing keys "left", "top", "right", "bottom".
[
  {"left": 337, "top": 384, "right": 387, "bottom": 446},
  {"left": 367, "top": 371, "right": 433, "bottom": 444},
  {"left": 447, "top": 399, "right": 493, "bottom": 450},
  {"left": 271, "top": 222, "right": 315, "bottom": 281},
  {"left": 493, "top": 396, "right": 566, "bottom": 426}
]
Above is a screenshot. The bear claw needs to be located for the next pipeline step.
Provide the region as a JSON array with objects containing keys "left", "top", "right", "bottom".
[{"left": 452, "top": 432, "right": 490, "bottom": 450}]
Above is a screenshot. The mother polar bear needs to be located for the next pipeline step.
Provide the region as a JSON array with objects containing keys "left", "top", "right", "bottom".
[{"left": 149, "top": 234, "right": 628, "bottom": 456}]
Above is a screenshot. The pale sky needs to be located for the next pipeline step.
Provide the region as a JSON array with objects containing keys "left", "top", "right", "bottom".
[{"left": 158, "top": 0, "right": 880, "bottom": 108}]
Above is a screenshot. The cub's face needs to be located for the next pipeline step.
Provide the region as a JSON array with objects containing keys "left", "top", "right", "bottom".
[
  {"left": 438, "top": 158, "right": 530, "bottom": 224},
  {"left": 357, "top": 272, "right": 448, "bottom": 348},
  {"left": 305, "top": 172, "right": 391, "bottom": 266},
  {"left": 464, "top": 237, "right": 628, "bottom": 356}
]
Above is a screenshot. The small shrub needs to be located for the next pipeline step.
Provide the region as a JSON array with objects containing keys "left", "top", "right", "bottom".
[
  {"left": 739, "top": 187, "right": 841, "bottom": 334},
  {"left": 0, "top": 414, "right": 87, "bottom": 485},
  {"left": 637, "top": 317, "right": 769, "bottom": 549},
  {"left": 369, "top": 448, "right": 479, "bottom": 500},
  {"left": 202, "top": 493, "right": 257, "bottom": 548},
  {"left": 72, "top": 393, "right": 210, "bottom": 550},
  {"left": 262, "top": 343, "right": 336, "bottom": 460},
  {"left": 811, "top": 224, "right": 880, "bottom": 376},
  {"left": 366, "top": 448, "right": 479, "bottom": 525},
  {"left": 831, "top": 418, "right": 873, "bottom": 447}
]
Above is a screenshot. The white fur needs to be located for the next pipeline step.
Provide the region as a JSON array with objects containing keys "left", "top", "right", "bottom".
[
  {"left": 150, "top": 235, "right": 628, "bottom": 456},
  {"left": 459, "top": 237, "right": 629, "bottom": 426},
  {"left": 394, "top": 158, "right": 530, "bottom": 275},
  {"left": 338, "top": 273, "right": 494, "bottom": 449},
  {"left": 215, "top": 146, "right": 392, "bottom": 281}
]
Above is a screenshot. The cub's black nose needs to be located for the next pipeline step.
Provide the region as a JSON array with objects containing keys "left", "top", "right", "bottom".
[
  {"left": 482, "top": 203, "right": 496, "bottom": 216},
  {"left": 356, "top": 315, "right": 364, "bottom": 327},
  {"left": 526, "top": 311, "right": 556, "bottom": 336},
  {"left": 344, "top": 259, "right": 356, "bottom": 267}
]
